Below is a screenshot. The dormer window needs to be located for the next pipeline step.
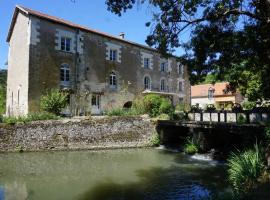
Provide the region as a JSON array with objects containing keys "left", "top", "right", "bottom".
[
  {"left": 144, "top": 58, "right": 150, "bottom": 69},
  {"left": 109, "top": 49, "right": 117, "bottom": 61},
  {"left": 208, "top": 88, "right": 214, "bottom": 100},
  {"left": 61, "top": 37, "right": 71, "bottom": 52},
  {"left": 160, "top": 62, "right": 166, "bottom": 72}
]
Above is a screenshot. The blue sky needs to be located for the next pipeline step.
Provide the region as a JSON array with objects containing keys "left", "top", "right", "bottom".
[{"left": 0, "top": 0, "right": 188, "bottom": 69}]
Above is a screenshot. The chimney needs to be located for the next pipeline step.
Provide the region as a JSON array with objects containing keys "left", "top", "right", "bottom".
[{"left": 119, "top": 32, "right": 125, "bottom": 39}]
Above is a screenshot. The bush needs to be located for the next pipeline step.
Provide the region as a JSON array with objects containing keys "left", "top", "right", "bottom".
[
  {"left": 190, "top": 104, "right": 202, "bottom": 112},
  {"left": 205, "top": 104, "right": 216, "bottom": 112},
  {"left": 237, "top": 114, "right": 247, "bottom": 124},
  {"left": 40, "top": 89, "right": 68, "bottom": 115},
  {"left": 242, "top": 101, "right": 256, "bottom": 110},
  {"left": 149, "top": 132, "right": 160, "bottom": 146},
  {"left": 175, "top": 103, "right": 190, "bottom": 112},
  {"left": 232, "top": 103, "right": 243, "bottom": 112},
  {"left": 184, "top": 138, "right": 199, "bottom": 155},
  {"left": 227, "top": 144, "right": 265, "bottom": 196}
]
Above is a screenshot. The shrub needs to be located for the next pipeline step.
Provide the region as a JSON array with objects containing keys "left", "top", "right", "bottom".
[
  {"left": 105, "top": 107, "right": 127, "bottom": 116},
  {"left": 242, "top": 101, "right": 256, "bottom": 110},
  {"left": 184, "top": 138, "right": 199, "bottom": 155},
  {"left": 40, "top": 89, "right": 68, "bottom": 115},
  {"left": 190, "top": 104, "right": 202, "bottom": 112},
  {"left": 175, "top": 103, "right": 190, "bottom": 112},
  {"left": 232, "top": 103, "right": 243, "bottom": 112},
  {"left": 205, "top": 104, "right": 216, "bottom": 112},
  {"left": 227, "top": 144, "right": 265, "bottom": 196},
  {"left": 149, "top": 132, "right": 160, "bottom": 146},
  {"left": 143, "top": 94, "right": 174, "bottom": 117},
  {"left": 237, "top": 114, "right": 247, "bottom": 124}
]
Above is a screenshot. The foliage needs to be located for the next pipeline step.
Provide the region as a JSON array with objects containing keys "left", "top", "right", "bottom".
[
  {"left": 149, "top": 132, "right": 160, "bottom": 147},
  {"left": 172, "top": 112, "right": 188, "bottom": 121},
  {"left": 205, "top": 104, "right": 216, "bottom": 112},
  {"left": 227, "top": 144, "right": 265, "bottom": 196},
  {"left": 242, "top": 101, "right": 256, "bottom": 110},
  {"left": 237, "top": 114, "right": 247, "bottom": 124},
  {"left": 184, "top": 138, "right": 199, "bottom": 155},
  {"left": 2, "top": 112, "right": 59, "bottom": 125},
  {"left": 175, "top": 103, "right": 190, "bottom": 113},
  {"left": 106, "top": 95, "right": 174, "bottom": 117},
  {"left": 106, "top": 0, "right": 270, "bottom": 100},
  {"left": 232, "top": 103, "right": 243, "bottom": 112},
  {"left": 143, "top": 94, "right": 174, "bottom": 117},
  {"left": 40, "top": 89, "right": 68, "bottom": 115},
  {"left": 190, "top": 104, "right": 202, "bottom": 112}
]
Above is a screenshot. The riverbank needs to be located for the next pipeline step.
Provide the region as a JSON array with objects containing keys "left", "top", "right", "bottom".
[{"left": 0, "top": 116, "right": 156, "bottom": 152}]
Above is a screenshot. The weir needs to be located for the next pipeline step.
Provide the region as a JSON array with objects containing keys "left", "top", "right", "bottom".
[{"left": 157, "top": 120, "right": 266, "bottom": 157}]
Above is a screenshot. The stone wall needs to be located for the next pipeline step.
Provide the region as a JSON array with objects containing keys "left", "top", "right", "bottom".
[{"left": 0, "top": 116, "right": 156, "bottom": 152}]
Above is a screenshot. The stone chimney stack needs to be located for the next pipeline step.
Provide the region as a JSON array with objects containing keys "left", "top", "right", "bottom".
[{"left": 119, "top": 32, "right": 125, "bottom": 39}]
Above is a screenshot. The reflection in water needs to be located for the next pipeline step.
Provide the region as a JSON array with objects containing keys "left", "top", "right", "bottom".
[{"left": 0, "top": 149, "right": 231, "bottom": 200}]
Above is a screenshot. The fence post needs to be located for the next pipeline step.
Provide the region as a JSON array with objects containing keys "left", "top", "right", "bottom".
[
  {"left": 246, "top": 111, "right": 250, "bottom": 124},
  {"left": 224, "top": 111, "right": 227, "bottom": 123}
]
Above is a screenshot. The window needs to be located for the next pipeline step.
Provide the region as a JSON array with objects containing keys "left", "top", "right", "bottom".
[
  {"left": 109, "top": 72, "right": 117, "bottom": 89},
  {"left": 178, "top": 64, "right": 183, "bottom": 75},
  {"left": 91, "top": 94, "right": 100, "bottom": 108},
  {"left": 160, "top": 62, "right": 166, "bottom": 72},
  {"left": 144, "top": 58, "right": 150, "bottom": 69},
  {"left": 160, "top": 79, "right": 166, "bottom": 91},
  {"left": 109, "top": 49, "right": 117, "bottom": 61},
  {"left": 208, "top": 88, "right": 214, "bottom": 100},
  {"left": 179, "top": 81, "right": 183, "bottom": 92},
  {"left": 61, "top": 37, "right": 71, "bottom": 52},
  {"left": 144, "top": 76, "right": 151, "bottom": 90},
  {"left": 60, "top": 64, "right": 70, "bottom": 84}
]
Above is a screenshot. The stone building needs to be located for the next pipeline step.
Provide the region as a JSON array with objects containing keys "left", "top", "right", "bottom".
[{"left": 6, "top": 6, "right": 190, "bottom": 116}]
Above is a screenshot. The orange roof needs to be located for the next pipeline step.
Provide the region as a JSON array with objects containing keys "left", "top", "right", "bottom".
[
  {"left": 191, "top": 82, "right": 233, "bottom": 98},
  {"left": 6, "top": 5, "right": 161, "bottom": 53}
]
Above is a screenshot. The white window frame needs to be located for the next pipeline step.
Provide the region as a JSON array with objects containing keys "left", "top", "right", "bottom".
[
  {"left": 60, "top": 64, "right": 70, "bottom": 86},
  {"left": 61, "top": 37, "right": 71, "bottom": 52},
  {"left": 109, "top": 49, "right": 117, "bottom": 61},
  {"left": 144, "top": 76, "right": 151, "bottom": 90},
  {"left": 160, "top": 79, "right": 166, "bottom": 91},
  {"left": 160, "top": 62, "right": 166, "bottom": 72},
  {"left": 144, "top": 58, "right": 150, "bottom": 69},
  {"left": 109, "top": 72, "right": 117, "bottom": 89},
  {"left": 208, "top": 88, "right": 214, "bottom": 100}
]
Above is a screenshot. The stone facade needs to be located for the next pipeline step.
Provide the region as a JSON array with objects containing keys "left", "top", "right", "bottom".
[
  {"left": 6, "top": 6, "right": 190, "bottom": 116},
  {"left": 0, "top": 116, "right": 155, "bottom": 152}
]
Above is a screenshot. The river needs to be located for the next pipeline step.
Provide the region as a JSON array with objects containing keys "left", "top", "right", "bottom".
[{"left": 0, "top": 148, "right": 232, "bottom": 200}]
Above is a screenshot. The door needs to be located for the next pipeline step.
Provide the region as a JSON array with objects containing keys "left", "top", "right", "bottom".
[{"left": 91, "top": 94, "right": 101, "bottom": 115}]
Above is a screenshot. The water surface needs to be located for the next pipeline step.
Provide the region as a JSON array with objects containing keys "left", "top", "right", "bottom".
[{"left": 0, "top": 148, "right": 231, "bottom": 200}]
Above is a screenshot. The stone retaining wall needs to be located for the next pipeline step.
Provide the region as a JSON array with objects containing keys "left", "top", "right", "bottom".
[{"left": 0, "top": 116, "right": 156, "bottom": 152}]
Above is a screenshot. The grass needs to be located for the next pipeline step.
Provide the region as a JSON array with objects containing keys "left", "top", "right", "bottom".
[
  {"left": 1, "top": 112, "right": 59, "bottom": 125},
  {"left": 184, "top": 138, "right": 199, "bottom": 155},
  {"left": 227, "top": 144, "right": 265, "bottom": 196}
]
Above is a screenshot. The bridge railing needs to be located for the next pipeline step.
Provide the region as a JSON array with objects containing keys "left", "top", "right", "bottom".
[{"left": 188, "top": 110, "right": 270, "bottom": 124}]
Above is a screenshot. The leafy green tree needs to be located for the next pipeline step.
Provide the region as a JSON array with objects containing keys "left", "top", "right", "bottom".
[
  {"left": 106, "top": 0, "right": 270, "bottom": 100},
  {"left": 40, "top": 89, "right": 68, "bottom": 115}
]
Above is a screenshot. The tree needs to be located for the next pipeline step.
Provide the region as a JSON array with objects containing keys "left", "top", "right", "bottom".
[{"left": 106, "top": 0, "right": 270, "bottom": 100}]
